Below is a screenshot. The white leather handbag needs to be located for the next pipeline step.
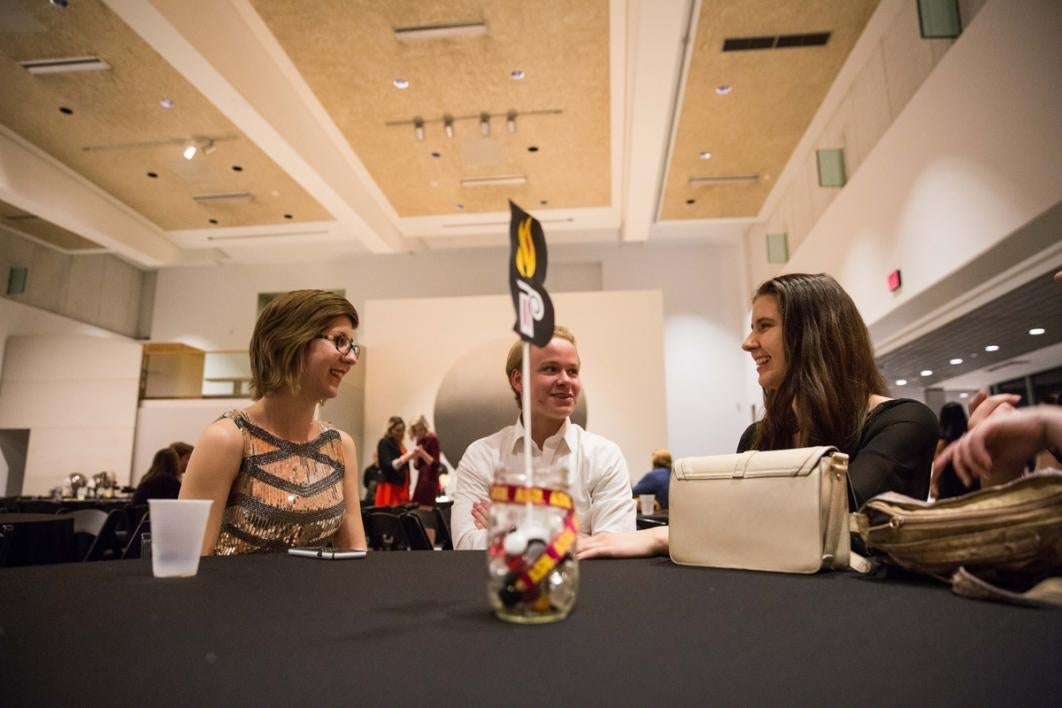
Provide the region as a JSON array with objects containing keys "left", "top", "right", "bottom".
[{"left": 669, "top": 446, "right": 867, "bottom": 574}]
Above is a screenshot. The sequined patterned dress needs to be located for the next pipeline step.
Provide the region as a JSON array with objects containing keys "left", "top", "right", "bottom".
[{"left": 214, "top": 410, "right": 346, "bottom": 555}]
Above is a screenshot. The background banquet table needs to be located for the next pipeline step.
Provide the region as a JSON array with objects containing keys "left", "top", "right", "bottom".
[
  {"left": 0, "top": 512, "right": 75, "bottom": 566},
  {"left": 2, "top": 551, "right": 1059, "bottom": 706}
]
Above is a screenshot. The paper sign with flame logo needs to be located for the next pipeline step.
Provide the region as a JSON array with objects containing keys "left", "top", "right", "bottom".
[{"left": 508, "top": 200, "right": 555, "bottom": 346}]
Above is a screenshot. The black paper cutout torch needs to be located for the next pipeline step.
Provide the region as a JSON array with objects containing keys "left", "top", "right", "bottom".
[{"left": 508, "top": 200, "right": 555, "bottom": 347}]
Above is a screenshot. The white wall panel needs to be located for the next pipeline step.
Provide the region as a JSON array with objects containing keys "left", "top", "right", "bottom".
[
  {"left": 786, "top": 0, "right": 1062, "bottom": 327},
  {"left": 22, "top": 426, "right": 136, "bottom": 496},
  {"left": 364, "top": 290, "right": 667, "bottom": 484},
  {"left": 131, "top": 399, "right": 250, "bottom": 487},
  {"left": 0, "top": 334, "right": 141, "bottom": 493}
]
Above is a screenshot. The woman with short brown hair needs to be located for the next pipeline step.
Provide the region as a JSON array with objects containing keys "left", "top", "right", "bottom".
[{"left": 180, "top": 289, "right": 367, "bottom": 555}]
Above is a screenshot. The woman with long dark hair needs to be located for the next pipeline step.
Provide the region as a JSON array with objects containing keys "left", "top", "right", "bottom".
[
  {"left": 931, "top": 401, "right": 970, "bottom": 499},
  {"left": 132, "top": 447, "right": 182, "bottom": 505},
  {"left": 579, "top": 273, "right": 938, "bottom": 558}
]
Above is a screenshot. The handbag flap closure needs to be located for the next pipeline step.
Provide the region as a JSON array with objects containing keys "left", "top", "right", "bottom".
[{"left": 673, "top": 445, "right": 838, "bottom": 481}]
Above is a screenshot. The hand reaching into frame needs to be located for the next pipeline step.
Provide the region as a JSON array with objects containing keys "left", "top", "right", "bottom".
[
  {"left": 966, "top": 390, "right": 1021, "bottom": 429},
  {"left": 930, "top": 390, "right": 1022, "bottom": 496},
  {"left": 933, "top": 406, "right": 1060, "bottom": 490}
]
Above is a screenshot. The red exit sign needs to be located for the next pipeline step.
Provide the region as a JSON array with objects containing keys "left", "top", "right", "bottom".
[{"left": 887, "top": 269, "right": 902, "bottom": 292}]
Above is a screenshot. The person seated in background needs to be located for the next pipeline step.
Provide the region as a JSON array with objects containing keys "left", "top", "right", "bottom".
[
  {"left": 452, "top": 325, "right": 635, "bottom": 550},
  {"left": 132, "top": 447, "right": 182, "bottom": 505},
  {"left": 375, "top": 416, "right": 418, "bottom": 506},
  {"left": 632, "top": 448, "right": 672, "bottom": 511},
  {"left": 932, "top": 402, "right": 971, "bottom": 500},
  {"left": 933, "top": 405, "right": 1062, "bottom": 486},
  {"left": 180, "top": 289, "right": 366, "bottom": 555},
  {"left": 409, "top": 415, "right": 442, "bottom": 508},
  {"left": 362, "top": 452, "right": 383, "bottom": 503},
  {"left": 169, "top": 441, "right": 194, "bottom": 475},
  {"left": 578, "top": 273, "right": 938, "bottom": 559}
]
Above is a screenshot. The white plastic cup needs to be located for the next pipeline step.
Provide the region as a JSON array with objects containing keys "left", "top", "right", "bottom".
[
  {"left": 639, "top": 494, "right": 655, "bottom": 516},
  {"left": 148, "top": 499, "right": 212, "bottom": 578}
]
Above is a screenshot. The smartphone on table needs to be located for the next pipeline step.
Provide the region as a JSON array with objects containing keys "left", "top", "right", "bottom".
[{"left": 288, "top": 546, "right": 367, "bottom": 560}]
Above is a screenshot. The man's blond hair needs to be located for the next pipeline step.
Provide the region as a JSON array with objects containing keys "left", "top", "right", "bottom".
[{"left": 504, "top": 325, "right": 577, "bottom": 404}]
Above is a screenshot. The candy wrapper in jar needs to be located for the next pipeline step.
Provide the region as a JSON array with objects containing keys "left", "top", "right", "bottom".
[{"left": 486, "top": 464, "right": 579, "bottom": 624}]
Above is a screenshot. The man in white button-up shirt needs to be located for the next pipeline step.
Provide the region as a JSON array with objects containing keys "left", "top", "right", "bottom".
[{"left": 452, "top": 326, "right": 635, "bottom": 550}]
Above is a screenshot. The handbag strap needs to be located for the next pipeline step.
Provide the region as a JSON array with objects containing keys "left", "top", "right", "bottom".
[
  {"left": 950, "top": 567, "right": 1062, "bottom": 607},
  {"left": 822, "top": 453, "right": 869, "bottom": 573}
]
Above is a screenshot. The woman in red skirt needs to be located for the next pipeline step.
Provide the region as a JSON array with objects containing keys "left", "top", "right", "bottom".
[{"left": 374, "top": 416, "right": 414, "bottom": 506}]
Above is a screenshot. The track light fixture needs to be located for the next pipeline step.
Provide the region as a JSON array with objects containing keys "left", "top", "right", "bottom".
[
  {"left": 506, "top": 111, "right": 517, "bottom": 134},
  {"left": 479, "top": 113, "right": 490, "bottom": 137},
  {"left": 444, "top": 115, "right": 454, "bottom": 138},
  {"left": 182, "top": 138, "right": 218, "bottom": 160},
  {"left": 414, "top": 118, "right": 425, "bottom": 142}
]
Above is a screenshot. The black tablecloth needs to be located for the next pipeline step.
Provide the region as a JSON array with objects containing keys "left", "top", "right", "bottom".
[
  {"left": 1, "top": 552, "right": 1059, "bottom": 706},
  {"left": 0, "top": 513, "right": 75, "bottom": 566}
]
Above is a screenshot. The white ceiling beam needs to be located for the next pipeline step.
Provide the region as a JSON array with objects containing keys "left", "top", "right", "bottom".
[
  {"left": 106, "top": 0, "right": 407, "bottom": 254},
  {"left": 619, "top": 0, "right": 693, "bottom": 242},
  {"left": 0, "top": 125, "right": 179, "bottom": 267}
]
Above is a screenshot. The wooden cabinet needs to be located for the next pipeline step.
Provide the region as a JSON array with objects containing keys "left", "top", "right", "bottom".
[{"left": 140, "top": 343, "right": 205, "bottom": 399}]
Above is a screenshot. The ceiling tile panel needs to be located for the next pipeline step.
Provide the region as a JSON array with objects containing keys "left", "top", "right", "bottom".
[
  {"left": 0, "top": 0, "right": 331, "bottom": 230},
  {"left": 661, "top": 0, "right": 878, "bottom": 220},
  {"left": 251, "top": 0, "right": 611, "bottom": 216}
]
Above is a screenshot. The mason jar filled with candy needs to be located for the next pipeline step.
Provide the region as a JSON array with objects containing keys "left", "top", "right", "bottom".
[{"left": 486, "top": 464, "right": 579, "bottom": 623}]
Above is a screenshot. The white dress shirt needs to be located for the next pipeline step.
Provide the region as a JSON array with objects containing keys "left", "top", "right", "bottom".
[{"left": 452, "top": 417, "right": 635, "bottom": 550}]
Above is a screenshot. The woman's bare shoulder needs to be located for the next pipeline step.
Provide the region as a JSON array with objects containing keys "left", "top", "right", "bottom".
[{"left": 196, "top": 415, "right": 244, "bottom": 453}]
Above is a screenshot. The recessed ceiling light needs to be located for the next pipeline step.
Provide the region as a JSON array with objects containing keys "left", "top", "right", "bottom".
[
  {"left": 895, "top": 379, "right": 907, "bottom": 386},
  {"left": 510, "top": 69, "right": 525, "bottom": 80},
  {"left": 208, "top": 218, "right": 218, "bottom": 225},
  {"left": 1029, "top": 327, "right": 1046, "bottom": 335},
  {"left": 146, "top": 171, "right": 158, "bottom": 179},
  {"left": 960, "top": 392, "right": 969, "bottom": 399},
  {"left": 949, "top": 358, "right": 963, "bottom": 365},
  {"left": 160, "top": 98, "right": 174, "bottom": 109},
  {"left": 698, "top": 151, "right": 712, "bottom": 160},
  {"left": 232, "top": 165, "right": 243, "bottom": 172},
  {"left": 984, "top": 344, "right": 999, "bottom": 352},
  {"left": 182, "top": 144, "right": 197, "bottom": 160},
  {"left": 527, "top": 146, "right": 539, "bottom": 153},
  {"left": 283, "top": 213, "right": 293, "bottom": 220},
  {"left": 456, "top": 203, "right": 464, "bottom": 210},
  {"left": 393, "top": 78, "right": 410, "bottom": 89},
  {"left": 919, "top": 370, "right": 933, "bottom": 376},
  {"left": 59, "top": 106, "right": 73, "bottom": 115},
  {"left": 430, "top": 151, "right": 441, "bottom": 159},
  {"left": 539, "top": 199, "right": 548, "bottom": 206},
  {"left": 715, "top": 85, "right": 732, "bottom": 95},
  {"left": 686, "top": 198, "right": 696, "bottom": 205},
  {"left": 50, "top": 0, "right": 69, "bottom": 7}
]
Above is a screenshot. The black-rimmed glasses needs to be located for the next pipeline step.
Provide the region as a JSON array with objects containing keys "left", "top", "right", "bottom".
[{"left": 317, "top": 333, "right": 360, "bottom": 358}]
